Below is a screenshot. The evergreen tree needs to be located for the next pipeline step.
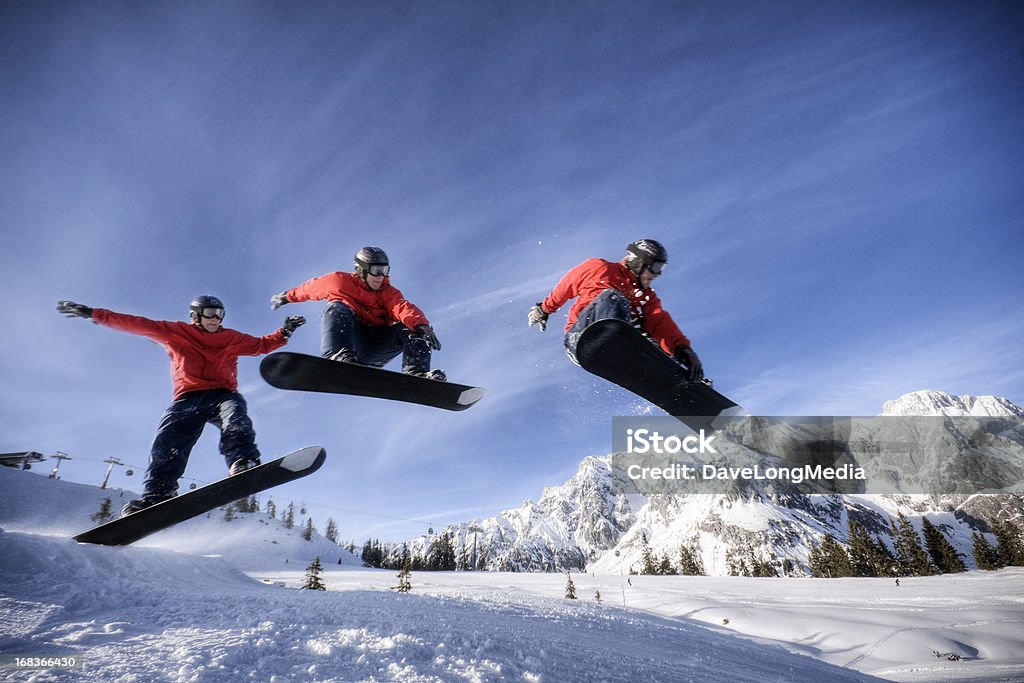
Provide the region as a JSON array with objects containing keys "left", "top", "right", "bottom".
[
  {"left": 727, "top": 548, "right": 777, "bottom": 577},
  {"left": 565, "top": 572, "right": 577, "bottom": 600},
  {"left": 399, "top": 544, "right": 411, "bottom": 573},
  {"left": 427, "top": 530, "right": 457, "bottom": 571},
  {"left": 678, "top": 543, "right": 705, "bottom": 576},
  {"left": 411, "top": 548, "right": 427, "bottom": 572},
  {"left": 456, "top": 544, "right": 471, "bottom": 572},
  {"left": 266, "top": 499, "right": 277, "bottom": 519},
  {"left": 749, "top": 553, "right": 778, "bottom": 578},
  {"left": 361, "top": 539, "right": 386, "bottom": 568},
  {"left": 640, "top": 533, "right": 659, "bottom": 575},
  {"left": 303, "top": 556, "right": 326, "bottom": 591},
  {"left": 223, "top": 503, "right": 236, "bottom": 522},
  {"left": 477, "top": 546, "right": 489, "bottom": 572},
  {"left": 325, "top": 518, "right": 338, "bottom": 544},
  {"left": 971, "top": 531, "right": 1003, "bottom": 570},
  {"left": 809, "top": 533, "right": 853, "bottom": 578},
  {"left": 91, "top": 498, "right": 114, "bottom": 524},
  {"left": 284, "top": 502, "right": 295, "bottom": 529},
  {"left": 847, "top": 519, "right": 895, "bottom": 577},
  {"left": 847, "top": 519, "right": 876, "bottom": 576},
  {"left": 657, "top": 551, "right": 676, "bottom": 575},
  {"left": 727, "top": 552, "right": 748, "bottom": 577},
  {"left": 920, "top": 517, "right": 966, "bottom": 574},
  {"left": 302, "top": 517, "right": 315, "bottom": 541},
  {"left": 990, "top": 518, "right": 1024, "bottom": 567},
  {"left": 871, "top": 534, "right": 898, "bottom": 577},
  {"left": 891, "top": 513, "right": 936, "bottom": 577},
  {"left": 395, "top": 559, "right": 412, "bottom": 593}
]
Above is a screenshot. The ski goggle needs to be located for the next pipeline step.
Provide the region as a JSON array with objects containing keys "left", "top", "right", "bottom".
[
  {"left": 197, "top": 307, "right": 225, "bottom": 320},
  {"left": 366, "top": 264, "right": 390, "bottom": 277},
  {"left": 647, "top": 260, "right": 666, "bottom": 275}
]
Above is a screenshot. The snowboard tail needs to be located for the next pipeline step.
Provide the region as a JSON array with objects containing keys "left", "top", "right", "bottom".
[
  {"left": 260, "top": 352, "right": 485, "bottom": 411},
  {"left": 74, "top": 446, "right": 326, "bottom": 546},
  {"left": 575, "top": 318, "right": 742, "bottom": 432}
]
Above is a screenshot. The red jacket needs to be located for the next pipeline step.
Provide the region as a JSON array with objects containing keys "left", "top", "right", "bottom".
[
  {"left": 541, "top": 258, "right": 691, "bottom": 354},
  {"left": 91, "top": 309, "right": 289, "bottom": 399},
  {"left": 283, "top": 272, "right": 429, "bottom": 330}
]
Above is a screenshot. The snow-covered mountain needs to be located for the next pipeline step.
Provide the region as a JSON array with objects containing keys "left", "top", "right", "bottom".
[
  {"left": 393, "top": 391, "right": 1024, "bottom": 576},
  {"left": 883, "top": 390, "right": 1024, "bottom": 417}
]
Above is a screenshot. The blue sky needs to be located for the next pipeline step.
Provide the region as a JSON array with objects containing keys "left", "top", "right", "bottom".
[{"left": 2, "top": 1, "right": 1021, "bottom": 542}]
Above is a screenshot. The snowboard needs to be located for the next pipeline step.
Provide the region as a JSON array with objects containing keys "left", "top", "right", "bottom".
[
  {"left": 575, "top": 318, "right": 742, "bottom": 432},
  {"left": 259, "top": 351, "right": 486, "bottom": 411},
  {"left": 74, "top": 446, "right": 326, "bottom": 546}
]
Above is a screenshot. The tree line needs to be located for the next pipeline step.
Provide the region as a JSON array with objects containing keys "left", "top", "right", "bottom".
[
  {"left": 809, "top": 513, "right": 1024, "bottom": 578},
  {"left": 89, "top": 495, "right": 1024, "bottom": 578},
  {"left": 360, "top": 531, "right": 489, "bottom": 572}
]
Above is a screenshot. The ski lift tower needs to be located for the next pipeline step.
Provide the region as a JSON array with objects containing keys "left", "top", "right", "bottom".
[
  {"left": 50, "top": 451, "right": 72, "bottom": 479},
  {"left": 100, "top": 457, "right": 124, "bottom": 489}
]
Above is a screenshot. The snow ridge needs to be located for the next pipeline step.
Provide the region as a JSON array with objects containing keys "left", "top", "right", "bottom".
[{"left": 882, "top": 390, "right": 1024, "bottom": 417}]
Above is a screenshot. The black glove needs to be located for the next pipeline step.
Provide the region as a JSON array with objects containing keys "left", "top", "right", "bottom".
[
  {"left": 270, "top": 292, "right": 289, "bottom": 310},
  {"left": 282, "top": 315, "right": 306, "bottom": 338},
  {"left": 412, "top": 324, "right": 442, "bottom": 351},
  {"left": 57, "top": 300, "right": 93, "bottom": 319},
  {"left": 674, "top": 345, "right": 703, "bottom": 382},
  {"left": 528, "top": 303, "right": 549, "bottom": 331}
]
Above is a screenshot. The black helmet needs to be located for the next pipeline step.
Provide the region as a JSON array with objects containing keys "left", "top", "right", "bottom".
[
  {"left": 354, "top": 246, "right": 390, "bottom": 278},
  {"left": 624, "top": 239, "right": 668, "bottom": 277},
  {"left": 189, "top": 294, "right": 225, "bottom": 323}
]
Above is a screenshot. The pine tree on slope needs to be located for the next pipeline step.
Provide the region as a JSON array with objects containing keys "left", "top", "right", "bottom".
[
  {"left": 920, "top": 517, "right": 966, "bottom": 574},
  {"left": 891, "top": 513, "right": 936, "bottom": 577},
  {"left": 303, "top": 556, "right": 326, "bottom": 591}
]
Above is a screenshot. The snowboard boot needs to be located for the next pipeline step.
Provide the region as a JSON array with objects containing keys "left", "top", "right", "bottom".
[
  {"left": 327, "top": 348, "right": 358, "bottom": 363},
  {"left": 406, "top": 368, "right": 447, "bottom": 382},
  {"left": 229, "top": 457, "right": 261, "bottom": 476},
  {"left": 121, "top": 491, "right": 176, "bottom": 517}
]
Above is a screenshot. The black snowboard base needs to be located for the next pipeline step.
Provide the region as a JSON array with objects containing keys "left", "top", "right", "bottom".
[
  {"left": 260, "top": 351, "right": 485, "bottom": 411},
  {"left": 576, "top": 318, "right": 742, "bottom": 432},
  {"left": 74, "top": 446, "right": 326, "bottom": 546}
]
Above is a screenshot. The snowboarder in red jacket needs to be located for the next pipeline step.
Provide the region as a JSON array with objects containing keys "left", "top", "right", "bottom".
[
  {"left": 528, "top": 239, "right": 703, "bottom": 381},
  {"left": 270, "top": 246, "right": 445, "bottom": 380},
  {"left": 57, "top": 296, "right": 306, "bottom": 515}
]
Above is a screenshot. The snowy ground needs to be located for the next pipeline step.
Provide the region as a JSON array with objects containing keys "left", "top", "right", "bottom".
[{"left": 2, "top": 468, "right": 1022, "bottom": 682}]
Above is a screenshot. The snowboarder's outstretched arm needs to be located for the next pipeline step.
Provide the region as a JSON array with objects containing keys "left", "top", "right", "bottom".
[
  {"left": 58, "top": 300, "right": 303, "bottom": 352},
  {"left": 59, "top": 302, "right": 193, "bottom": 345},
  {"left": 527, "top": 258, "right": 602, "bottom": 332}
]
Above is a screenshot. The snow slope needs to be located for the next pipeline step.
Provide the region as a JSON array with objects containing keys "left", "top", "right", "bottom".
[
  {"left": 2, "top": 467, "right": 1023, "bottom": 682},
  {"left": 2, "top": 529, "right": 885, "bottom": 683}
]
